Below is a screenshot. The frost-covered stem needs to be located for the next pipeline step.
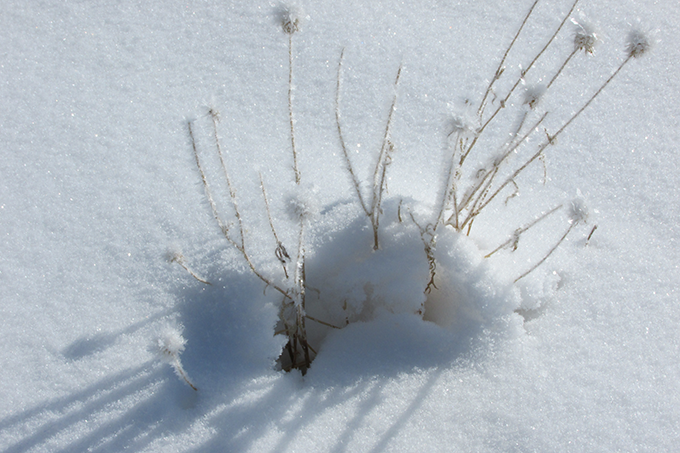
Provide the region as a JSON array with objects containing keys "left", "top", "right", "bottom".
[
  {"left": 457, "top": 111, "right": 548, "bottom": 218},
  {"left": 370, "top": 64, "right": 402, "bottom": 250},
  {"left": 169, "top": 252, "right": 211, "bottom": 285},
  {"left": 468, "top": 55, "right": 632, "bottom": 223},
  {"left": 188, "top": 121, "right": 229, "bottom": 236},
  {"left": 462, "top": 0, "right": 579, "bottom": 166},
  {"left": 514, "top": 218, "right": 578, "bottom": 282},
  {"left": 336, "top": 48, "right": 370, "bottom": 215},
  {"left": 546, "top": 48, "right": 578, "bottom": 90},
  {"left": 293, "top": 218, "right": 306, "bottom": 309},
  {"left": 435, "top": 131, "right": 461, "bottom": 229},
  {"left": 478, "top": 0, "right": 540, "bottom": 117},
  {"left": 408, "top": 209, "right": 438, "bottom": 294},
  {"left": 485, "top": 204, "right": 563, "bottom": 258},
  {"left": 293, "top": 220, "right": 310, "bottom": 369},
  {"left": 172, "top": 358, "right": 198, "bottom": 391},
  {"left": 190, "top": 120, "right": 293, "bottom": 302},
  {"left": 508, "top": 109, "right": 529, "bottom": 143},
  {"left": 553, "top": 54, "right": 634, "bottom": 139},
  {"left": 288, "top": 33, "right": 300, "bottom": 184},
  {"left": 210, "top": 109, "right": 246, "bottom": 251},
  {"left": 521, "top": 0, "right": 580, "bottom": 80},
  {"left": 372, "top": 140, "right": 395, "bottom": 250},
  {"left": 159, "top": 333, "right": 197, "bottom": 391},
  {"left": 260, "top": 174, "right": 291, "bottom": 279}
]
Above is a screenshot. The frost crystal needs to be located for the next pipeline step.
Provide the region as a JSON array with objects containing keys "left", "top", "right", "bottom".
[
  {"left": 568, "top": 197, "right": 589, "bottom": 224},
  {"left": 157, "top": 327, "right": 197, "bottom": 390},
  {"left": 626, "top": 29, "right": 650, "bottom": 58},
  {"left": 573, "top": 22, "right": 597, "bottom": 54},
  {"left": 158, "top": 328, "right": 187, "bottom": 363},
  {"left": 286, "top": 186, "right": 319, "bottom": 223},
  {"left": 448, "top": 114, "right": 477, "bottom": 139}
]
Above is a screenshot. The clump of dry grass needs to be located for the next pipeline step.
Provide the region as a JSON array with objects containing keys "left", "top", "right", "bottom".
[{"left": 178, "top": 1, "right": 648, "bottom": 373}]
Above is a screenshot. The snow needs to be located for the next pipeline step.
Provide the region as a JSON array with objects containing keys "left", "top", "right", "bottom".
[{"left": 1, "top": 0, "right": 679, "bottom": 451}]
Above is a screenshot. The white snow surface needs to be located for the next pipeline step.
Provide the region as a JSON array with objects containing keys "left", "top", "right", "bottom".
[{"left": 1, "top": 0, "right": 679, "bottom": 451}]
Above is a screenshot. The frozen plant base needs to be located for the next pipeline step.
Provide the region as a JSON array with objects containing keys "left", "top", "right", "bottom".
[{"left": 289, "top": 198, "right": 522, "bottom": 370}]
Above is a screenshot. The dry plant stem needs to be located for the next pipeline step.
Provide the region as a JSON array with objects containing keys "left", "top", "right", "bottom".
[
  {"left": 260, "top": 173, "right": 291, "bottom": 279},
  {"left": 408, "top": 210, "right": 438, "bottom": 294},
  {"left": 471, "top": 53, "right": 634, "bottom": 220},
  {"left": 288, "top": 33, "right": 300, "bottom": 184},
  {"left": 284, "top": 26, "right": 310, "bottom": 372},
  {"left": 454, "top": 111, "right": 548, "bottom": 224},
  {"left": 485, "top": 203, "right": 563, "bottom": 258},
  {"left": 585, "top": 224, "right": 598, "bottom": 245},
  {"left": 173, "top": 359, "right": 198, "bottom": 391},
  {"left": 188, "top": 121, "right": 228, "bottom": 234},
  {"left": 478, "top": 0, "right": 541, "bottom": 117},
  {"left": 465, "top": 111, "right": 548, "bottom": 211},
  {"left": 336, "top": 48, "right": 370, "bottom": 215},
  {"left": 210, "top": 110, "right": 245, "bottom": 249},
  {"left": 370, "top": 65, "right": 402, "bottom": 250},
  {"left": 189, "top": 120, "right": 293, "bottom": 303},
  {"left": 546, "top": 48, "right": 578, "bottom": 90},
  {"left": 305, "top": 315, "right": 342, "bottom": 329},
  {"left": 293, "top": 230, "right": 310, "bottom": 368},
  {"left": 461, "top": 0, "right": 580, "bottom": 166},
  {"left": 435, "top": 132, "right": 462, "bottom": 230},
  {"left": 372, "top": 140, "right": 395, "bottom": 249},
  {"left": 170, "top": 256, "right": 212, "bottom": 285},
  {"left": 514, "top": 219, "right": 578, "bottom": 282},
  {"left": 335, "top": 49, "right": 402, "bottom": 250}
]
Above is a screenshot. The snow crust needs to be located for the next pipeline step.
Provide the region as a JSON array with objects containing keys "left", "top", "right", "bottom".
[{"left": 1, "top": 0, "right": 679, "bottom": 451}]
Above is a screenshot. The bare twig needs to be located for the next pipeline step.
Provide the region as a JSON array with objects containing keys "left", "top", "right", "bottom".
[
  {"left": 288, "top": 33, "right": 300, "bottom": 184},
  {"left": 514, "top": 218, "right": 579, "bottom": 282},
  {"left": 370, "top": 64, "right": 402, "bottom": 249},
  {"left": 336, "top": 48, "right": 370, "bottom": 215},
  {"left": 466, "top": 52, "right": 635, "bottom": 226},
  {"left": 260, "top": 173, "right": 291, "bottom": 279},
  {"left": 168, "top": 251, "right": 212, "bottom": 285},
  {"left": 462, "top": 0, "right": 580, "bottom": 166},
  {"left": 478, "top": 0, "right": 541, "bottom": 117},
  {"left": 485, "top": 204, "right": 563, "bottom": 258}
]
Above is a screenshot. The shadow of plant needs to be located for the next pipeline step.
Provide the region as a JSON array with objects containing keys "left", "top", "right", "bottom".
[{"left": 1, "top": 207, "right": 519, "bottom": 453}]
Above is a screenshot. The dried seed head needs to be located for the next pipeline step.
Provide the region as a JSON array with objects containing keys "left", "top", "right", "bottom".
[
  {"left": 626, "top": 29, "right": 650, "bottom": 58},
  {"left": 165, "top": 246, "right": 184, "bottom": 264},
  {"left": 158, "top": 328, "right": 187, "bottom": 363},
  {"left": 447, "top": 102, "right": 478, "bottom": 139},
  {"left": 568, "top": 196, "right": 589, "bottom": 224},
  {"left": 523, "top": 84, "right": 545, "bottom": 110},
  {"left": 279, "top": 4, "right": 303, "bottom": 34},
  {"left": 573, "top": 21, "right": 597, "bottom": 54},
  {"left": 286, "top": 183, "right": 319, "bottom": 223}
]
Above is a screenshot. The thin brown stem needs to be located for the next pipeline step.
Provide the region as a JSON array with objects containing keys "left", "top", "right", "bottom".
[
  {"left": 370, "top": 64, "right": 402, "bottom": 249},
  {"left": 478, "top": 0, "right": 541, "bottom": 117},
  {"left": 260, "top": 173, "right": 291, "bottom": 279},
  {"left": 462, "top": 0, "right": 580, "bottom": 167},
  {"left": 288, "top": 33, "right": 300, "bottom": 184},
  {"left": 514, "top": 219, "right": 578, "bottom": 282},
  {"left": 336, "top": 48, "right": 370, "bottom": 215},
  {"left": 546, "top": 48, "right": 578, "bottom": 90},
  {"left": 485, "top": 204, "right": 563, "bottom": 258},
  {"left": 468, "top": 55, "right": 632, "bottom": 222}
]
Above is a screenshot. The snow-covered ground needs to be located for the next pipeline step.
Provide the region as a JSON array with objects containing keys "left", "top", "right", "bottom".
[{"left": 1, "top": 0, "right": 678, "bottom": 451}]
